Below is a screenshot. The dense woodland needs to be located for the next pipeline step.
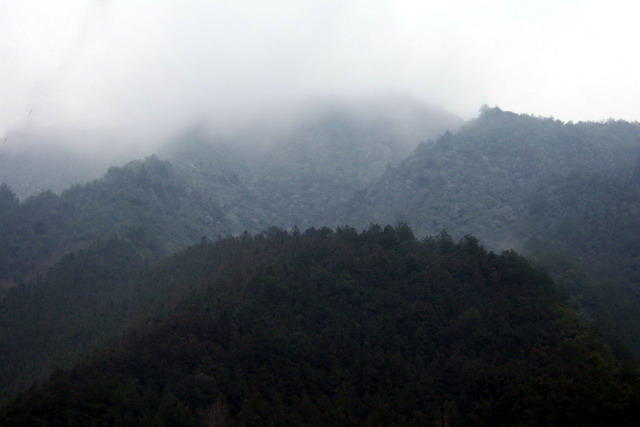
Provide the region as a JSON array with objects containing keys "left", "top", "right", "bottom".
[
  {"left": 0, "top": 158, "right": 207, "bottom": 285},
  {"left": 1, "top": 226, "right": 639, "bottom": 425},
  {"left": 346, "top": 107, "right": 640, "bottom": 362},
  {"left": 0, "top": 98, "right": 459, "bottom": 284},
  {"left": 0, "top": 234, "right": 161, "bottom": 397},
  {"left": 2, "top": 103, "right": 640, "bottom": 423}
]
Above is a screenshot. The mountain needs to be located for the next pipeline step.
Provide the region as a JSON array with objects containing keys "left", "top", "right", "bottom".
[
  {"left": 0, "top": 96, "right": 460, "bottom": 286},
  {"left": 1, "top": 226, "right": 638, "bottom": 425},
  {"left": 0, "top": 97, "right": 463, "bottom": 400},
  {"left": 0, "top": 157, "right": 211, "bottom": 285},
  {"left": 161, "top": 95, "right": 462, "bottom": 230},
  {"left": 345, "top": 106, "right": 640, "bottom": 361},
  {"left": 345, "top": 106, "right": 640, "bottom": 246},
  {"left": 3, "top": 101, "right": 640, "bottom": 421},
  {"left": 0, "top": 128, "right": 150, "bottom": 200}
]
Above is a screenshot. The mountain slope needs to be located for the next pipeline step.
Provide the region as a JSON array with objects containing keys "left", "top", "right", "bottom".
[
  {"left": 0, "top": 97, "right": 461, "bottom": 287},
  {"left": 0, "top": 157, "right": 200, "bottom": 284},
  {"left": 162, "top": 95, "right": 462, "bottom": 229},
  {"left": 0, "top": 234, "right": 161, "bottom": 398},
  {"left": 345, "top": 107, "right": 640, "bottom": 245},
  {"left": 0, "top": 128, "right": 149, "bottom": 200},
  {"left": 345, "top": 106, "right": 640, "bottom": 361},
  {"left": 1, "top": 226, "right": 638, "bottom": 425}
]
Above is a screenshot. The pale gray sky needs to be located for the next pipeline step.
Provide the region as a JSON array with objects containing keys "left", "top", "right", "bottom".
[{"left": 2, "top": 0, "right": 640, "bottom": 143}]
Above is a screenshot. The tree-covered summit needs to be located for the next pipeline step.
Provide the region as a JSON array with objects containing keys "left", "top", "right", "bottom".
[{"left": 346, "top": 107, "right": 640, "bottom": 362}]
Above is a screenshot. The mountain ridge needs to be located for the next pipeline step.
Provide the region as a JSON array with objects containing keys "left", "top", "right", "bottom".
[{"left": 3, "top": 104, "right": 640, "bottom": 417}]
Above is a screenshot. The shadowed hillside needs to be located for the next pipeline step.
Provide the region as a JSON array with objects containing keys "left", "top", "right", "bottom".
[{"left": 1, "top": 226, "right": 638, "bottom": 425}]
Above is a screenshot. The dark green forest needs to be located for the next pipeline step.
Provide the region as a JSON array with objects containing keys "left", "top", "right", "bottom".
[
  {"left": 2, "top": 226, "right": 638, "bottom": 426},
  {"left": 0, "top": 233, "right": 160, "bottom": 397}
]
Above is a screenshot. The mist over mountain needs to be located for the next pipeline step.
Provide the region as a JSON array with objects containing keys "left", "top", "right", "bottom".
[
  {"left": 4, "top": 1, "right": 640, "bottom": 423},
  {"left": 345, "top": 107, "right": 640, "bottom": 247},
  {"left": 341, "top": 107, "right": 640, "bottom": 361},
  {"left": 2, "top": 101, "right": 640, "bottom": 423},
  {"left": 162, "top": 95, "right": 462, "bottom": 230},
  {"left": 0, "top": 95, "right": 460, "bottom": 201},
  {"left": 0, "top": 127, "right": 159, "bottom": 200}
]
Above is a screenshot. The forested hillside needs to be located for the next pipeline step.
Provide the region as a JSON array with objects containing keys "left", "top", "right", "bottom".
[
  {"left": 0, "top": 97, "right": 460, "bottom": 286},
  {"left": 5, "top": 0, "right": 640, "bottom": 423},
  {"left": 3, "top": 105, "right": 640, "bottom": 422},
  {"left": 345, "top": 107, "right": 640, "bottom": 361},
  {"left": 0, "top": 157, "right": 215, "bottom": 285},
  {"left": 162, "top": 95, "right": 461, "bottom": 230},
  {"left": 0, "top": 128, "right": 145, "bottom": 200},
  {"left": 1, "top": 226, "right": 638, "bottom": 426},
  {"left": 0, "top": 234, "right": 160, "bottom": 397},
  {"left": 346, "top": 107, "right": 640, "bottom": 245}
]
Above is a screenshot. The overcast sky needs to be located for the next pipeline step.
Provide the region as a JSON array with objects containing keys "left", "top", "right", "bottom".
[{"left": 2, "top": 0, "right": 640, "bottom": 142}]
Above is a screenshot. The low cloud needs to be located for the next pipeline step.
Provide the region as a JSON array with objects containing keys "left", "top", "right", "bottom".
[{"left": 2, "top": 0, "right": 640, "bottom": 150}]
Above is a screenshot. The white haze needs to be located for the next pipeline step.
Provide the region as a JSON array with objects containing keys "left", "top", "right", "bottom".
[{"left": 2, "top": 0, "right": 640, "bottom": 151}]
